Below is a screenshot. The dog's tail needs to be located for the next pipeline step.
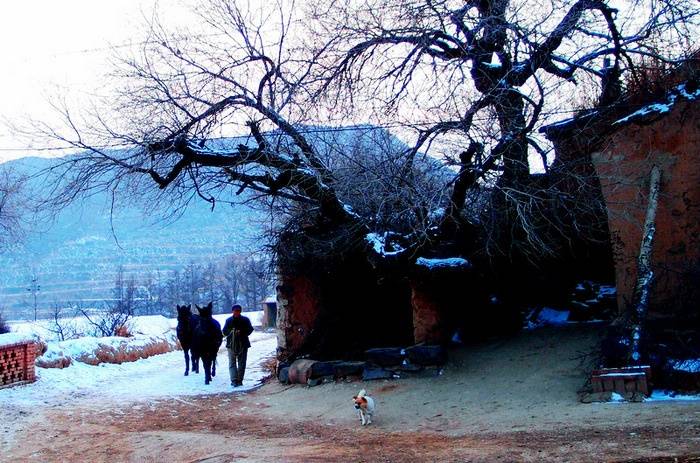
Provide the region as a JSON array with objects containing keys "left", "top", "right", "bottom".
[{"left": 357, "top": 389, "right": 367, "bottom": 398}]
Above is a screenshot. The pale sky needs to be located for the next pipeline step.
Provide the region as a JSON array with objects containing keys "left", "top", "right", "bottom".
[{"left": 0, "top": 1, "right": 195, "bottom": 162}]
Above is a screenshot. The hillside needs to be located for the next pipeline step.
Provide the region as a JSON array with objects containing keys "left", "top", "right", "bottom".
[
  {"left": 0, "top": 125, "right": 448, "bottom": 319},
  {"left": 0, "top": 156, "right": 264, "bottom": 317}
]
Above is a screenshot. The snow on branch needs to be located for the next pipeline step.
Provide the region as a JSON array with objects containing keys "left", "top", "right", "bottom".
[{"left": 415, "top": 257, "right": 472, "bottom": 269}]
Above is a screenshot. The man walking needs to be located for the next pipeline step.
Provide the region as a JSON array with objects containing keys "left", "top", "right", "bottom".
[{"left": 222, "top": 304, "right": 254, "bottom": 387}]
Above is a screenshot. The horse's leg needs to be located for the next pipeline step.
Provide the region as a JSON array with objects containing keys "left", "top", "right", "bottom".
[
  {"left": 211, "top": 355, "right": 216, "bottom": 377},
  {"left": 203, "top": 357, "right": 212, "bottom": 385},
  {"left": 184, "top": 347, "right": 190, "bottom": 376},
  {"left": 193, "top": 352, "right": 200, "bottom": 374}
]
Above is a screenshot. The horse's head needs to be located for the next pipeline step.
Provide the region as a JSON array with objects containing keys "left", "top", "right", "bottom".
[
  {"left": 177, "top": 304, "right": 192, "bottom": 320},
  {"left": 195, "top": 301, "right": 213, "bottom": 318}
]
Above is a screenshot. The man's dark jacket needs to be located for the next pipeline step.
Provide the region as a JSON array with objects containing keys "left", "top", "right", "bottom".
[{"left": 222, "top": 315, "right": 254, "bottom": 350}]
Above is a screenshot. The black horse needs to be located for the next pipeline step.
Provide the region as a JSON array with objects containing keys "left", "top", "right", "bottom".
[
  {"left": 192, "top": 302, "right": 223, "bottom": 385},
  {"left": 176, "top": 304, "right": 200, "bottom": 376}
]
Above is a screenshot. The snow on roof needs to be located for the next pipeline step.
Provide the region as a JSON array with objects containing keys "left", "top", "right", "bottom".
[
  {"left": 415, "top": 257, "right": 471, "bottom": 269},
  {"left": 542, "top": 81, "right": 699, "bottom": 136},
  {"left": 543, "top": 116, "right": 578, "bottom": 129},
  {"left": 614, "top": 82, "right": 700, "bottom": 126},
  {"left": 0, "top": 332, "right": 36, "bottom": 348}
]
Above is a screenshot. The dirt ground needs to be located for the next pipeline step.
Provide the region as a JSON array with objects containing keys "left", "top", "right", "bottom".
[{"left": 3, "top": 325, "right": 700, "bottom": 462}]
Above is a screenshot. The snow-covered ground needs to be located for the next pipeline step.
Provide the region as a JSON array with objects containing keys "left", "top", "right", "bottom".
[
  {"left": 0, "top": 310, "right": 276, "bottom": 406},
  {"left": 606, "top": 390, "right": 700, "bottom": 403},
  {"left": 8, "top": 311, "right": 264, "bottom": 341}
]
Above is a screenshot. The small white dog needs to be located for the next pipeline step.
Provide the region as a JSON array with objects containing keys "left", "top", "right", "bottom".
[{"left": 352, "top": 389, "right": 376, "bottom": 426}]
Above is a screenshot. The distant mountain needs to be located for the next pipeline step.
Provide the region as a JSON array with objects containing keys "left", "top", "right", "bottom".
[
  {"left": 0, "top": 125, "right": 448, "bottom": 318},
  {"left": 0, "top": 155, "right": 264, "bottom": 316}
]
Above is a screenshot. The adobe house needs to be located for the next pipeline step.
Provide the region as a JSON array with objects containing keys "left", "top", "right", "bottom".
[
  {"left": 543, "top": 56, "right": 700, "bottom": 340},
  {"left": 274, "top": 249, "right": 414, "bottom": 361},
  {"left": 592, "top": 82, "right": 700, "bottom": 323}
]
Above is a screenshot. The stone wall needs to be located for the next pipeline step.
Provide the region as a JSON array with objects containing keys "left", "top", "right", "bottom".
[{"left": 591, "top": 100, "right": 700, "bottom": 319}]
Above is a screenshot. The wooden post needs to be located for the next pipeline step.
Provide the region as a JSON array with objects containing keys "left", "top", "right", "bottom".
[{"left": 627, "top": 165, "right": 661, "bottom": 365}]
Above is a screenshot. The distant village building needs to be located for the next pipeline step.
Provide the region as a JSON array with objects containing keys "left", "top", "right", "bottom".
[{"left": 261, "top": 295, "right": 278, "bottom": 329}]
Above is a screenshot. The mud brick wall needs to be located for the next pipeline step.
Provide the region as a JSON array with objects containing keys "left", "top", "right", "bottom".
[
  {"left": 591, "top": 100, "right": 700, "bottom": 319},
  {"left": 0, "top": 341, "right": 37, "bottom": 387},
  {"left": 276, "top": 274, "right": 322, "bottom": 359}
]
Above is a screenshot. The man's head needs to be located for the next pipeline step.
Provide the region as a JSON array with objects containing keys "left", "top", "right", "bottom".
[{"left": 232, "top": 304, "right": 242, "bottom": 317}]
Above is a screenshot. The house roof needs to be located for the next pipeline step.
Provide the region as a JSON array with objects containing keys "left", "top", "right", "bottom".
[{"left": 541, "top": 53, "right": 699, "bottom": 140}]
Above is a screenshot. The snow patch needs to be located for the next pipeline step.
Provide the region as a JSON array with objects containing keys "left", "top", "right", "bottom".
[
  {"left": 545, "top": 116, "right": 578, "bottom": 129},
  {"left": 526, "top": 307, "right": 570, "bottom": 329},
  {"left": 482, "top": 62, "right": 502, "bottom": 69},
  {"left": 610, "top": 392, "right": 626, "bottom": 403},
  {"left": 0, "top": 316, "right": 277, "bottom": 406},
  {"left": 342, "top": 203, "right": 361, "bottom": 218},
  {"left": 366, "top": 232, "right": 406, "bottom": 257},
  {"left": 415, "top": 257, "right": 471, "bottom": 269},
  {"left": 0, "top": 332, "right": 36, "bottom": 348},
  {"left": 537, "top": 308, "right": 570, "bottom": 325},
  {"left": 615, "top": 102, "right": 674, "bottom": 124},
  {"left": 428, "top": 207, "right": 446, "bottom": 221},
  {"left": 671, "top": 358, "right": 700, "bottom": 373},
  {"left": 597, "top": 285, "right": 616, "bottom": 297},
  {"left": 646, "top": 390, "right": 700, "bottom": 402}
]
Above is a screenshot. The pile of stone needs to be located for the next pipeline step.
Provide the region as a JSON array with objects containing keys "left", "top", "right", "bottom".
[
  {"left": 568, "top": 280, "right": 617, "bottom": 322},
  {"left": 278, "top": 344, "right": 447, "bottom": 386}
]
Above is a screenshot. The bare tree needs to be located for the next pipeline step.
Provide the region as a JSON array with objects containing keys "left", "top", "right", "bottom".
[
  {"left": 220, "top": 255, "right": 242, "bottom": 309},
  {"left": 80, "top": 266, "right": 136, "bottom": 337},
  {"left": 308, "top": 0, "right": 699, "bottom": 259},
  {"left": 238, "top": 254, "right": 272, "bottom": 309},
  {"left": 46, "top": 303, "right": 78, "bottom": 341},
  {"left": 0, "top": 309, "right": 10, "bottom": 334},
  {"left": 202, "top": 262, "right": 219, "bottom": 309},
  {"left": 33, "top": 0, "right": 698, "bottom": 268},
  {"left": 164, "top": 269, "right": 185, "bottom": 313},
  {"left": 0, "top": 166, "right": 27, "bottom": 251},
  {"left": 38, "top": 1, "right": 357, "bottom": 226},
  {"left": 184, "top": 261, "right": 204, "bottom": 305}
]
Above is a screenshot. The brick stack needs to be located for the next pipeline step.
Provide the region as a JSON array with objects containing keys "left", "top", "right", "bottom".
[
  {"left": 0, "top": 340, "right": 37, "bottom": 388},
  {"left": 591, "top": 365, "right": 651, "bottom": 396}
]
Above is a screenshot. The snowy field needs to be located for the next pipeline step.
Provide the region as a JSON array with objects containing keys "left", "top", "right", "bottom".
[
  {"left": 7, "top": 311, "right": 264, "bottom": 341},
  {"left": 0, "top": 311, "right": 277, "bottom": 407}
]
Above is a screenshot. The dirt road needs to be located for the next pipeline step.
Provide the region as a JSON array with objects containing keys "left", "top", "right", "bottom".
[{"left": 3, "top": 325, "right": 700, "bottom": 462}]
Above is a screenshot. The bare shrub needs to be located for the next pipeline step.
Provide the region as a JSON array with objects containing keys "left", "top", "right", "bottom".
[{"left": 46, "top": 304, "right": 79, "bottom": 341}]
